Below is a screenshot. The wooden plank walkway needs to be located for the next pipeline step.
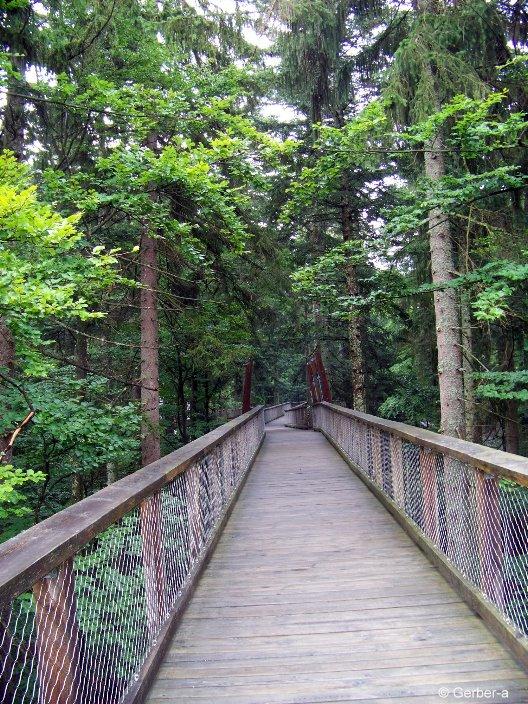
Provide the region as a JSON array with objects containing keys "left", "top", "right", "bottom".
[{"left": 146, "top": 420, "right": 528, "bottom": 703}]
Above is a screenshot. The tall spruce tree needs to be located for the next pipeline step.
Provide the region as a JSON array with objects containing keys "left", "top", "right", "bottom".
[
  {"left": 386, "top": 0, "right": 511, "bottom": 437},
  {"left": 269, "top": 0, "right": 385, "bottom": 410}
]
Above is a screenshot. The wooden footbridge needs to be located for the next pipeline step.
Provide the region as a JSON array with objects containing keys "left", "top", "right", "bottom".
[{"left": 3, "top": 388, "right": 528, "bottom": 702}]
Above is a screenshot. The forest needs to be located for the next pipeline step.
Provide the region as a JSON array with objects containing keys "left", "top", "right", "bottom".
[{"left": 1, "top": 0, "right": 527, "bottom": 542}]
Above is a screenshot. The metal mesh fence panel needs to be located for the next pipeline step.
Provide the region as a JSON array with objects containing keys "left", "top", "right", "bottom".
[
  {"left": 0, "top": 411, "right": 264, "bottom": 704},
  {"left": 263, "top": 403, "right": 290, "bottom": 424},
  {"left": 284, "top": 403, "right": 312, "bottom": 429},
  {"left": 313, "top": 404, "right": 528, "bottom": 639}
]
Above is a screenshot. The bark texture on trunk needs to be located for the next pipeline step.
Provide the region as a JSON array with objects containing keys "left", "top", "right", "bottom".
[
  {"left": 425, "top": 132, "right": 465, "bottom": 438},
  {"left": 341, "top": 196, "right": 367, "bottom": 412},
  {"left": 140, "top": 133, "right": 161, "bottom": 467},
  {"left": 140, "top": 233, "right": 160, "bottom": 460},
  {"left": 140, "top": 226, "right": 160, "bottom": 466},
  {"left": 418, "top": 0, "right": 465, "bottom": 440},
  {"left": 106, "top": 462, "right": 116, "bottom": 485}
]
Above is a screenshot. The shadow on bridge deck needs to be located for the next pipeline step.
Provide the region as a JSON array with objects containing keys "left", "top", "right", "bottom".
[{"left": 146, "top": 420, "right": 528, "bottom": 703}]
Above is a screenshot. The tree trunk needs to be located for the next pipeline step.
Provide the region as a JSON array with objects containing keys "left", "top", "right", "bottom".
[
  {"left": 106, "top": 462, "right": 116, "bottom": 485},
  {"left": 140, "top": 226, "right": 160, "bottom": 466},
  {"left": 140, "top": 136, "right": 160, "bottom": 466},
  {"left": 71, "top": 472, "right": 84, "bottom": 504},
  {"left": 0, "top": 319, "right": 15, "bottom": 375},
  {"left": 341, "top": 196, "right": 367, "bottom": 412},
  {"left": 307, "top": 92, "right": 326, "bottom": 348},
  {"left": 425, "top": 132, "right": 468, "bottom": 573},
  {"left": 419, "top": 0, "right": 465, "bottom": 442},
  {"left": 424, "top": 132, "right": 465, "bottom": 438}
]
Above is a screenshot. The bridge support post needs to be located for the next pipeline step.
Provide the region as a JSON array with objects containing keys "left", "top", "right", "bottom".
[
  {"left": 372, "top": 427, "right": 383, "bottom": 488},
  {"left": 475, "top": 471, "right": 504, "bottom": 609},
  {"left": 33, "top": 558, "right": 81, "bottom": 704},
  {"left": 390, "top": 435, "right": 405, "bottom": 508},
  {"left": 420, "top": 447, "right": 439, "bottom": 544},
  {"left": 185, "top": 462, "right": 202, "bottom": 565},
  {"left": 140, "top": 493, "right": 168, "bottom": 640},
  {"left": 306, "top": 350, "right": 332, "bottom": 405},
  {"left": 314, "top": 349, "right": 332, "bottom": 403},
  {"left": 444, "top": 458, "right": 470, "bottom": 572},
  {"left": 306, "top": 359, "right": 320, "bottom": 404}
]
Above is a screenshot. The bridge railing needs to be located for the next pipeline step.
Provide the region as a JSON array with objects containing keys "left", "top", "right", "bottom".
[
  {"left": 0, "top": 406, "right": 266, "bottom": 704},
  {"left": 284, "top": 402, "right": 312, "bottom": 429},
  {"left": 263, "top": 403, "right": 291, "bottom": 424},
  {"left": 314, "top": 401, "right": 528, "bottom": 666}
]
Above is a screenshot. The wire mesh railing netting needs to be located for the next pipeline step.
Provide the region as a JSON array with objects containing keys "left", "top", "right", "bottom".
[
  {"left": 284, "top": 403, "right": 312, "bottom": 429},
  {"left": 314, "top": 404, "right": 528, "bottom": 638},
  {"left": 0, "top": 411, "right": 264, "bottom": 704},
  {"left": 263, "top": 403, "right": 290, "bottom": 424}
]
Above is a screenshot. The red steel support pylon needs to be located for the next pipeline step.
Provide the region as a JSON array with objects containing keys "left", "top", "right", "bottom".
[
  {"left": 314, "top": 348, "right": 332, "bottom": 402},
  {"left": 306, "top": 349, "right": 332, "bottom": 404}
]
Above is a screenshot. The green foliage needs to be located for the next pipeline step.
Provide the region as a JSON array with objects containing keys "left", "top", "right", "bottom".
[
  {"left": 378, "top": 354, "right": 439, "bottom": 427},
  {"left": 385, "top": 93, "right": 528, "bottom": 241},
  {"left": 0, "top": 151, "right": 126, "bottom": 375},
  {"left": 0, "top": 373, "right": 140, "bottom": 540},
  {"left": 0, "top": 465, "right": 44, "bottom": 520},
  {"left": 282, "top": 100, "right": 389, "bottom": 222},
  {"left": 291, "top": 241, "right": 365, "bottom": 313},
  {"left": 1, "top": 0, "right": 528, "bottom": 554},
  {"left": 474, "top": 370, "right": 528, "bottom": 402},
  {"left": 385, "top": 0, "right": 506, "bottom": 124},
  {"left": 465, "top": 260, "right": 528, "bottom": 321}
]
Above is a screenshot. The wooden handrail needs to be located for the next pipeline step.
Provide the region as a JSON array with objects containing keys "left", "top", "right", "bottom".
[
  {"left": 263, "top": 402, "right": 290, "bottom": 411},
  {"left": 288, "top": 402, "right": 308, "bottom": 411},
  {"left": 0, "top": 406, "right": 263, "bottom": 604},
  {"left": 317, "top": 401, "right": 528, "bottom": 486}
]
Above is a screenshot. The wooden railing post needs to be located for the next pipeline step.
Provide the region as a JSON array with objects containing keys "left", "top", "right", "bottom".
[
  {"left": 420, "top": 447, "right": 439, "bottom": 544},
  {"left": 33, "top": 558, "right": 80, "bottom": 704},
  {"left": 444, "top": 457, "right": 470, "bottom": 572},
  {"left": 185, "top": 462, "right": 202, "bottom": 567},
  {"left": 476, "top": 470, "right": 504, "bottom": 609},
  {"left": 140, "top": 493, "right": 167, "bottom": 640},
  {"left": 372, "top": 427, "right": 383, "bottom": 488},
  {"left": 390, "top": 435, "right": 405, "bottom": 508}
]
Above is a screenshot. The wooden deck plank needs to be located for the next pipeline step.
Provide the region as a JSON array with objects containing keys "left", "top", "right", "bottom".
[{"left": 146, "top": 421, "right": 528, "bottom": 703}]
